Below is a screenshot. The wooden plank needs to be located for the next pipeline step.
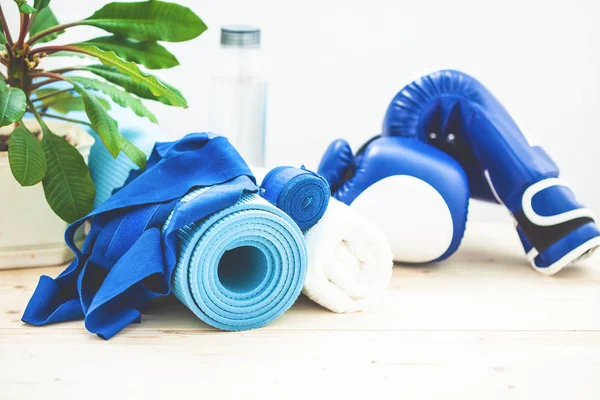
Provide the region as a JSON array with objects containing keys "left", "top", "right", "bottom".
[
  {"left": 1, "top": 330, "right": 600, "bottom": 400},
  {"left": 1, "top": 222, "right": 600, "bottom": 399}
]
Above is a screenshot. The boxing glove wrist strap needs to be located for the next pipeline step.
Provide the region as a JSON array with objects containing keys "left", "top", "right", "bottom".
[
  {"left": 512, "top": 178, "right": 597, "bottom": 272},
  {"left": 521, "top": 178, "right": 595, "bottom": 226}
]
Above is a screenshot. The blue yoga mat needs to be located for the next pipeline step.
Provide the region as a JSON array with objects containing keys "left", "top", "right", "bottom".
[
  {"left": 167, "top": 188, "right": 308, "bottom": 330},
  {"left": 260, "top": 166, "right": 330, "bottom": 230}
]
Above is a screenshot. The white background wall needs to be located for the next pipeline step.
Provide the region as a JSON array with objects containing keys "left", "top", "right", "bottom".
[{"left": 4, "top": 0, "right": 600, "bottom": 220}]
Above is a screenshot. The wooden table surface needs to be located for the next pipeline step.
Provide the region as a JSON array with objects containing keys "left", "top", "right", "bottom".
[{"left": 1, "top": 222, "right": 599, "bottom": 400}]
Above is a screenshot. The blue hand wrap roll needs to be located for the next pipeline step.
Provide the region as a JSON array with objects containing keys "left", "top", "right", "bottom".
[
  {"left": 167, "top": 188, "right": 307, "bottom": 330},
  {"left": 260, "top": 166, "right": 330, "bottom": 230}
]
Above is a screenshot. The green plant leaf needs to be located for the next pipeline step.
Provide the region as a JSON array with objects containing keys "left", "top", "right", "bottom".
[
  {"left": 29, "top": 7, "right": 63, "bottom": 44},
  {"left": 0, "top": 30, "right": 7, "bottom": 45},
  {"left": 121, "top": 139, "right": 147, "bottom": 169},
  {"left": 44, "top": 96, "right": 87, "bottom": 114},
  {"left": 78, "top": 36, "right": 179, "bottom": 70},
  {"left": 69, "top": 81, "right": 123, "bottom": 157},
  {"left": 0, "top": 87, "right": 27, "bottom": 127},
  {"left": 34, "top": 88, "right": 110, "bottom": 113},
  {"left": 68, "top": 45, "right": 187, "bottom": 107},
  {"left": 40, "top": 120, "right": 95, "bottom": 223},
  {"left": 79, "top": 64, "right": 186, "bottom": 106},
  {"left": 70, "top": 76, "right": 157, "bottom": 123},
  {"left": 32, "top": 87, "right": 61, "bottom": 99},
  {"left": 0, "top": 79, "right": 8, "bottom": 91},
  {"left": 8, "top": 122, "right": 47, "bottom": 186},
  {"left": 15, "top": 1, "right": 35, "bottom": 14},
  {"left": 41, "top": 91, "right": 111, "bottom": 115},
  {"left": 33, "top": 0, "right": 50, "bottom": 10},
  {"left": 83, "top": 1, "right": 206, "bottom": 42},
  {"left": 79, "top": 65, "right": 158, "bottom": 101}
]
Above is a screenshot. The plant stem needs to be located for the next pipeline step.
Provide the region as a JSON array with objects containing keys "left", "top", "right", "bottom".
[
  {"left": 37, "top": 112, "right": 92, "bottom": 127},
  {"left": 17, "top": 14, "right": 30, "bottom": 47},
  {"left": 27, "top": 71, "right": 69, "bottom": 93},
  {"left": 27, "top": 99, "right": 44, "bottom": 125},
  {"left": 17, "top": 14, "right": 30, "bottom": 91},
  {"left": 27, "top": 22, "right": 82, "bottom": 46},
  {"left": 47, "top": 67, "right": 78, "bottom": 75},
  {"left": 33, "top": 88, "right": 73, "bottom": 102},
  {"left": 26, "top": 10, "right": 36, "bottom": 35},
  {"left": 29, "top": 45, "right": 76, "bottom": 56},
  {"left": 30, "top": 71, "right": 68, "bottom": 81},
  {"left": 28, "top": 78, "right": 61, "bottom": 91},
  {"left": 20, "top": 54, "right": 25, "bottom": 89},
  {"left": 18, "top": 14, "right": 25, "bottom": 44},
  {"left": 0, "top": 4, "right": 14, "bottom": 48}
]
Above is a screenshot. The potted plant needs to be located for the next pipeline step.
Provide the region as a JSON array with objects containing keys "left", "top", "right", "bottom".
[{"left": 0, "top": 0, "right": 206, "bottom": 268}]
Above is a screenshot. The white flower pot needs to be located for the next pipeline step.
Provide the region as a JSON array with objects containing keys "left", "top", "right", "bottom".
[{"left": 0, "top": 120, "right": 95, "bottom": 269}]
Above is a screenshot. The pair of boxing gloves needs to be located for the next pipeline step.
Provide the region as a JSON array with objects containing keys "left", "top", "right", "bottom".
[{"left": 318, "top": 70, "right": 600, "bottom": 275}]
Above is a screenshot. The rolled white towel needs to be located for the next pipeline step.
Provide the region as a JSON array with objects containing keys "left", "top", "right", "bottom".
[
  {"left": 302, "top": 197, "right": 393, "bottom": 313},
  {"left": 252, "top": 166, "right": 394, "bottom": 313}
]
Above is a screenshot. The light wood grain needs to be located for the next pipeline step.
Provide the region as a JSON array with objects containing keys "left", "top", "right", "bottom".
[{"left": 1, "top": 222, "right": 599, "bottom": 400}]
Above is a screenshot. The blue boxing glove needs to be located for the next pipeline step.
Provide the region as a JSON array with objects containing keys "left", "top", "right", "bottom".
[
  {"left": 382, "top": 69, "right": 600, "bottom": 274},
  {"left": 318, "top": 136, "right": 469, "bottom": 263}
]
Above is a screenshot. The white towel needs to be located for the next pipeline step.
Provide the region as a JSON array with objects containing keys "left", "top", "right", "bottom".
[
  {"left": 251, "top": 166, "right": 393, "bottom": 313},
  {"left": 302, "top": 197, "right": 394, "bottom": 313}
]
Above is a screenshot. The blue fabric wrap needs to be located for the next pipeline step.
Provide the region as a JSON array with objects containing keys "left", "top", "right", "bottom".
[
  {"left": 21, "top": 133, "right": 270, "bottom": 339},
  {"left": 167, "top": 188, "right": 307, "bottom": 330},
  {"left": 260, "top": 166, "right": 330, "bottom": 230}
]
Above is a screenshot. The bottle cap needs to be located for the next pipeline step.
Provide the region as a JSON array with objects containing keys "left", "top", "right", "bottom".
[{"left": 220, "top": 25, "right": 261, "bottom": 48}]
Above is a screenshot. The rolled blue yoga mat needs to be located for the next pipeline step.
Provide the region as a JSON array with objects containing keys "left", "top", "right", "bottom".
[
  {"left": 167, "top": 187, "right": 308, "bottom": 330},
  {"left": 260, "top": 166, "right": 330, "bottom": 230}
]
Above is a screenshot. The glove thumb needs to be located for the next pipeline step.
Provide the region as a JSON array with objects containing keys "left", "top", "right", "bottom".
[{"left": 317, "top": 139, "right": 356, "bottom": 192}]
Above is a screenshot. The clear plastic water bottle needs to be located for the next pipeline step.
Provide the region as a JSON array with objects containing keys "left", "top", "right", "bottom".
[{"left": 209, "top": 26, "right": 267, "bottom": 166}]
